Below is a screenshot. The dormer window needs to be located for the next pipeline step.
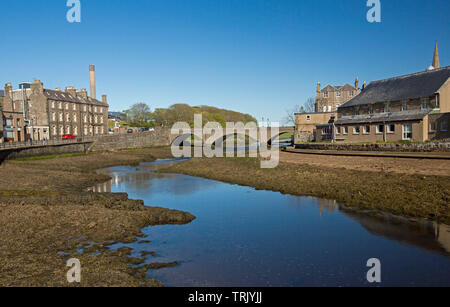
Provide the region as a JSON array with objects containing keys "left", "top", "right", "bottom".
[
  {"left": 369, "top": 105, "right": 374, "bottom": 115},
  {"left": 336, "top": 91, "right": 341, "bottom": 98},
  {"left": 323, "top": 92, "right": 328, "bottom": 98},
  {"left": 421, "top": 99, "right": 428, "bottom": 110},
  {"left": 402, "top": 102, "right": 408, "bottom": 111},
  {"left": 385, "top": 103, "right": 390, "bottom": 113}
]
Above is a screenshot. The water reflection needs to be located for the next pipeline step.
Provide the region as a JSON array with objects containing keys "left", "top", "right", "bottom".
[{"left": 92, "top": 160, "right": 450, "bottom": 286}]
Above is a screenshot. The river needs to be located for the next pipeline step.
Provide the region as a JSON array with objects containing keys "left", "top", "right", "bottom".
[{"left": 92, "top": 158, "right": 450, "bottom": 287}]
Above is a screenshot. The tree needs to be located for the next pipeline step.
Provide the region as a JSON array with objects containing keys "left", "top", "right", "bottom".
[
  {"left": 124, "top": 103, "right": 153, "bottom": 127},
  {"left": 283, "top": 97, "right": 316, "bottom": 125}
]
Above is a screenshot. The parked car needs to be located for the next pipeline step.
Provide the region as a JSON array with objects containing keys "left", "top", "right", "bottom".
[
  {"left": 62, "top": 134, "right": 76, "bottom": 140},
  {"left": 127, "top": 128, "right": 134, "bottom": 134}
]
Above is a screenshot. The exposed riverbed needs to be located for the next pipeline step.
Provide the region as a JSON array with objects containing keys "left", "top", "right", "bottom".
[{"left": 93, "top": 159, "right": 450, "bottom": 287}]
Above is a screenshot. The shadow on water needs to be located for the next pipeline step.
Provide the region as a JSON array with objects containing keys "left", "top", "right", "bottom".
[{"left": 91, "top": 159, "right": 450, "bottom": 286}]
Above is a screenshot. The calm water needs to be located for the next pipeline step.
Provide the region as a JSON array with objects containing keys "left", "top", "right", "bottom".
[{"left": 93, "top": 159, "right": 450, "bottom": 287}]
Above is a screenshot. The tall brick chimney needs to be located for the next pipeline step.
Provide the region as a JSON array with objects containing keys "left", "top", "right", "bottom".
[{"left": 89, "top": 65, "right": 96, "bottom": 99}]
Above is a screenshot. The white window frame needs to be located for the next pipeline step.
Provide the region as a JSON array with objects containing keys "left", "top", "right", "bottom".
[
  {"left": 387, "top": 124, "right": 395, "bottom": 134},
  {"left": 376, "top": 124, "right": 384, "bottom": 134},
  {"left": 353, "top": 126, "right": 360, "bottom": 134},
  {"left": 363, "top": 125, "right": 370, "bottom": 134},
  {"left": 402, "top": 124, "right": 413, "bottom": 140}
]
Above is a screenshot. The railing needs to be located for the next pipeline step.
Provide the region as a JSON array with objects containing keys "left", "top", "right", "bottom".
[{"left": 0, "top": 135, "right": 100, "bottom": 150}]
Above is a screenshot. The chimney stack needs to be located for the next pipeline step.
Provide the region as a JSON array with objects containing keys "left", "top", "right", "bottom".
[
  {"left": 101, "top": 94, "right": 107, "bottom": 104},
  {"left": 89, "top": 64, "right": 96, "bottom": 99},
  {"left": 355, "top": 77, "right": 359, "bottom": 89},
  {"left": 80, "top": 88, "right": 88, "bottom": 99}
]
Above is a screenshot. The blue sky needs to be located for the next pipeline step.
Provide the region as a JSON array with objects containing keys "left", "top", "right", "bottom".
[{"left": 1, "top": 0, "right": 449, "bottom": 123}]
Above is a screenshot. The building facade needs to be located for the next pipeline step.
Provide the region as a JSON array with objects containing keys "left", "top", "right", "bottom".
[
  {"left": 315, "top": 78, "right": 362, "bottom": 113},
  {"left": 330, "top": 47, "right": 450, "bottom": 143},
  {"left": 1, "top": 65, "right": 109, "bottom": 142},
  {"left": 294, "top": 78, "right": 361, "bottom": 143}
]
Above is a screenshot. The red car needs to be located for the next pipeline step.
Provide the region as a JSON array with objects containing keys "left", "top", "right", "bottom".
[{"left": 62, "top": 134, "right": 76, "bottom": 140}]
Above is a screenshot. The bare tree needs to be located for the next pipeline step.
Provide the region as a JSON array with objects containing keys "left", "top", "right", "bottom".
[{"left": 283, "top": 97, "right": 316, "bottom": 125}]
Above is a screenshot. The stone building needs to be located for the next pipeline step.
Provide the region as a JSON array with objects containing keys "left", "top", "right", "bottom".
[
  {"left": 315, "top": 78, "right": 362, "bottom": 113},
  {"left": 294, "top": 78, "right": 361, "bottom": 143},
  {"left": 329, "top": 43, "right": 450, "bottom": 143},
  {"left": 1, "top": 65, "right": 109, "bottom": 142},
  {"left": 0, "top": 90, "right": 4, "bottom": 141}
]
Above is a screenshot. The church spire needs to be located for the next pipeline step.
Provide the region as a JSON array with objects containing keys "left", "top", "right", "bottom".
[{"left": 432, "top": 41, "right": 440, "bottom": 69}]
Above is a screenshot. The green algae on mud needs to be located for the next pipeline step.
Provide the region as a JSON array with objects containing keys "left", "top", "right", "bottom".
[
  {"left": 0, "top": 147, "right": 195, "bottom": 287},
  {"left": 160, "top": 157, "right": 450, "bottom": 225}
]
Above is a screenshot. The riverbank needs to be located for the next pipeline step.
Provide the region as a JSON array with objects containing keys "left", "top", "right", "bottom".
[
  {"left": 0, "top": 147, "right": 195, "bottom": 287},
  {"left": 160, "top": 155, "right": 450, "bottom": 224}
]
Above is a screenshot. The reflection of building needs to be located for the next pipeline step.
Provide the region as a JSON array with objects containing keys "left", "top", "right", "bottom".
[
  {"left": 294, "top": 78, "right": 361, "bottom": 143},
  {"left": 344, "top": 210, "right": 450, "bottom": 256},
  {"left": 317, "top": 199, "right": 339, "bottom": 216},
  {"left": 1, "top": 65, "right": 109, "bottom": 142},
  {"left": 332, "top": 42, "right": 450, "bottom": 143}
]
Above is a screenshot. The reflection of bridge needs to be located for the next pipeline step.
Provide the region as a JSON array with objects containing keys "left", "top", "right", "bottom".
[{"left": 170, "top": 126, "right": 294, "bottom": 147}]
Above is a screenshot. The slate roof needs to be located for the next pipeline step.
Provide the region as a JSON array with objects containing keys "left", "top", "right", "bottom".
[
  {"left": 341, "top": 66, "right": 450, "bottom": 108},
  {"left": 335, "top": 109, "right": 430, "bottom": 125},
  {"left": 44, "top": 89, "right": 107, "bottom": 106},
  {"left": 321, "top": 84, "right": 356, "bottom": 93}
]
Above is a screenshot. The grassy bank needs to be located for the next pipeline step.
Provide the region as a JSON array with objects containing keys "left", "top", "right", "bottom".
[
  {"left": 161, "top": 157, "right": 450, "bottom": 224},
  {"left": 0, "top": 147, "right": 195, "bottom": 287}
]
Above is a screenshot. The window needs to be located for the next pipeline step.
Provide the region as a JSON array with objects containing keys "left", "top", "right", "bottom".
[
  {"left": 336, "top": 91, "right": 341, "bottom": 98},
  {"left": 343, "top": 126, "right": 348, "bottom": 135},
  {"left": 52, "top": 126, "right": 56, "bottom": 136},
  {"left": 65, "top": 103, "right": 69, "bottom": 110},
  {"left": 402, "top": 124, "right": 412, "bottom": 140},
  {"left": 306, "top": 115, "right": 311, "bottom": 121},
  {"left": 336, "top": 127, "right": 341, "bottom": 135},
  {"left": 323, "top": 106, "right": 327, "bottom": 112},
  {"left": 58, "top": 102, "right": 62, "bottom": 109},
  {"left": 73, "top": 104, "right": 76, "bottom": 111},
  {"left": 322, "top": 127, "right": 330, "bottom": 135},
  {"left": 84, "top": 105, "right": 87, "bottom": 112},
  {"left": 101, "top": 126, "right": 104, "bottom": 134},
  {"left": 354, "top": 108, "right": 359, "bottom": 116},
  {"left": 363, "top": 125, "right": 370, "bottom": 134},
  {"left": 369, "top": 105, "right": 374, "bottom": 115},
  {"left": 66, "top": 113, "right": 70, "bottom": 122},
  {"left": 441, "top": 121, "right": 448, "bottom": 132},
  {"left": 402, "top": 102, "right": 408, "bottom": 111},
  {"left": 59, "top": 112, "right": 63, "bottom": 121},
  {"left": 387, "top": 124, "right": 395, "bottom": 133},
  {"left": 60, "top": 126, "right": 64, "bottom": 135},
  {"left": 421, "top": 99, "right": 428, "bottom": 110},
  {"left": 84, "top": 126, "right": 88, "bottom": 135},
  {"left": 328, "top": 105, "right": 332, "bottom": 112},
  {"left": 376, "top": 125, "right": 384, "bottom": 134},
  {"left": 51, "top": 101, "right": 55, "bottom": 108},
  {"left": 84, "top": 114, "right": 87, "bottom": 123},
  {"left": 385, "top": 104, "right": 390, "bottom": 113},
  {"left": 66, "top": 126, "right": 70, "bottom": 134},
  {"left": 100, "top": 116, "right": 104, "bottom": 124},
  {"left": 429, "top": 122, "right": 436, "bottom": 132},
  {"left": 52, "top": 112, "right": 56, "bottom": 121},
  {"left": 353, "top": 126, "right": 360, "bottom": 134},
  {"left": 323, "top": 92, "right": 328, "bottom": 98},
  {"left": 74, "top": 126, "right": 78, "bottom": 135},
  {"left": 94, "top": 106, "right": 97, "bottom": 113},
  {"left": 95, "top": 126, "right": 99, "bottom": 135},
  {"left": 73, "top": 113, "right": 77, "bottom": 122},
  {"left": 349, "top": 91, "right": 354, "bottom": 97}
]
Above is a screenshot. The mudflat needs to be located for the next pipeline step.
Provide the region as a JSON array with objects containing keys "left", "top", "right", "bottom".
[
  {"left": 0, "top": 147, "right": 195, "bottom": 287},
  {"left": 161, "top": 154, "right": 450, "bottom": 224}
]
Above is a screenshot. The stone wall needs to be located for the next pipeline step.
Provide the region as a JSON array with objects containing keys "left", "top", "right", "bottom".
[
  {"left": 294, "top": 141, "right": 450, "bottom": 152},
  {"left": 1, "top": 142, "right": 91, "bottom": 162},
  {"left": 89, "top": 128, "right": 172, "bottom": 152}
]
